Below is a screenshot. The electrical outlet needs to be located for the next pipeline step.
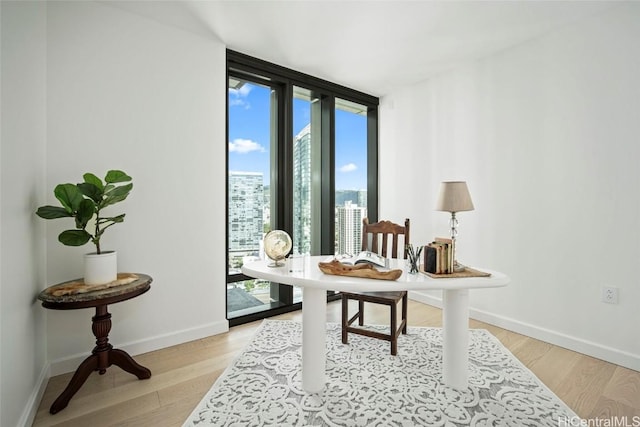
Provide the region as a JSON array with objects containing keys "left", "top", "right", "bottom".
[{"left": 602, "top": 286, "right": 619, "bottom": 304}]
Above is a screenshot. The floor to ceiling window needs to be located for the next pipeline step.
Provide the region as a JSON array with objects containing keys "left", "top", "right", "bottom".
[
  {"left": 226, "top": 51, "right": 379, "bottom": 325},
  {"left": 335, "top": 98, "right": 370, "bottom": 256}
]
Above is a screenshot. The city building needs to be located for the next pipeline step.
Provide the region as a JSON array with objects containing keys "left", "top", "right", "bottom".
[
  {"left": 228, "top": 171, "right": 264, "bottom": 272},
  {"left": 293, "top": 124, "right": 311, "bottom": 254},
  {"left": 336, "top": 201, "right": 367, "bottom": 255}
]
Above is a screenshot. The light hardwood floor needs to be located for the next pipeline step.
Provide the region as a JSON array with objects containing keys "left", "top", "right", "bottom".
[{"left": 33, "top": 300, "right": 640, "bottom": 426}]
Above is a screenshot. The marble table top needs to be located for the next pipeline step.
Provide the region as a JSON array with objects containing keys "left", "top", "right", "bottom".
[{"left": 38, "top": 273, "right": 152, "bottom": 307}]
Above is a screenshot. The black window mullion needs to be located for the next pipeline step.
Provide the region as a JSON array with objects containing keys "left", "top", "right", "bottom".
[
  {"left": 280, "top": 83, "right": 294, "bottom": 234},
  {"left": 367, "top": 106, "right": 379, "bottom": 222},
  {"left": 320, "top": 95, "right": 336, "bottom": 256},
  {"left": 309, "top": 91, "right": 323, "bottom": 256}
]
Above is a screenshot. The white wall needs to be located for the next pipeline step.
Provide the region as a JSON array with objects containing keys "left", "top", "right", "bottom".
[
  {"left": 0, "top": 2, "right": 227, "bottom": 424},
  {"left": 381, "top": 3, "right": 640, "bottom": 370},
  {"left": 0, "top": 2, "right": 48, "bottom": 426},
  {"left": 45, "top": 1, "right": 228, "bottom": 373}
]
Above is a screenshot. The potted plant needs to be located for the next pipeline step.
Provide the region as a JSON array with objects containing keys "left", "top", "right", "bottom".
[{"left": 36, "top": 170, "right": 133, "bottom": 285}]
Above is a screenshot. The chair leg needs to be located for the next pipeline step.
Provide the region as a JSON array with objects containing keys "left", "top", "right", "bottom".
[
  {"left": 390, "top": 301, "right": 397, "bottom": 356},
  {"left": 402, "top": 293, "right": 408, "bottom": 334},
  {"left": 341, "top": 294, "right": 348, "bottom": 344},
  {"left": 358, "top": 300, "right": 365, "bottom": 326}
]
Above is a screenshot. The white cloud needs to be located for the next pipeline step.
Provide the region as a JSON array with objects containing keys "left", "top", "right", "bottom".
[
  {"left": 229, "top": 98, "right": 247, "bottom": 107},
  {"left": 339, "top": 163, "right": 358, "bottom": 173},
  {"left": 229, "top": 138, "right": 265, "bottom": 154},
  {"left": 229, "top": 84, "right": 252, "bottom": 98},
  {"left": 228, "top": 84, "right": 253, "bottom": 109}
]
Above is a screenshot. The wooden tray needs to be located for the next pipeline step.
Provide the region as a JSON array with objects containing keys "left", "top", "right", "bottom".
[
  {"left": 43, "top": 273, "right": 140, "bottom": 297},
  {"left": 318, "top": 260, "right": 402, "bottom": 281},
  {"left": 420, "top": 266, "right": 491, "bottom": 279}
]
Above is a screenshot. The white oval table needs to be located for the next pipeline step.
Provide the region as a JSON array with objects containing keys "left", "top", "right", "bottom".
[{"left": 242, "top": 256, "right": 509, "bottom": 393}]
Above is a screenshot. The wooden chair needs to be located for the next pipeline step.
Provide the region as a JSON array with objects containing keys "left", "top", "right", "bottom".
[{"left": 341, "top": 218, "right": 410, "bottom": 355}]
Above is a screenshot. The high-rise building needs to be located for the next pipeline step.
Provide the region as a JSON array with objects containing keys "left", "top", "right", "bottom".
[
  {"left": 228, "top": 171, "right": 264, "bottom": 256},
  {"left": 336, "top": 201, "right": 367, "bottom": 255},
  {"left": 293, "top": 124, "right": 311, "bottom": 254}
]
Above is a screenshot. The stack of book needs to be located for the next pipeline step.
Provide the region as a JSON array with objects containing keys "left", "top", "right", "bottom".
[{"left": 423, "top": 237, "right": 454, "bottom": 274}]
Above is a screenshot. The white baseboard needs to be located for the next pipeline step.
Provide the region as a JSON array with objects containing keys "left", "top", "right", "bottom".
[
  {"left": 18, "top": 363, "right": 50, "bottom": 427},
  {"left": 21, "top": 320, "right": 229, "bottom": 426},
  {"left": 409, "top": 290, "right": 443, "bottom": 309},
  {"left": 408, "top": 291, "right": 640, "bottom": 372},
  {"left": 49, "top": 319, "right": 229, "bottom": 376}
]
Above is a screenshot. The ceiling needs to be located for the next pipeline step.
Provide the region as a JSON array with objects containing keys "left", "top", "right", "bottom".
[{"left": 104, "top": 0, "right": 616, "bottom": 96}]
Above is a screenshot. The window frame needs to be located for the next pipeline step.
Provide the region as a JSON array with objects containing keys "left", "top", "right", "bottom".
[{"left": 226, "top": 50, "right": 379, "bottom": 326}]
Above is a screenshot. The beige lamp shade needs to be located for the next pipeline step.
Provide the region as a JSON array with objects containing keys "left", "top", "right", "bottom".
[{"left": 435, "top": 181, "right": 474, "bottom": 213}]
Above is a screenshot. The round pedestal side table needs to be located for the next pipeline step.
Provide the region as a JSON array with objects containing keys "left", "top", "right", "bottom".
[{"left": 38, "top": 273, "right": 152, "bottom": 414}]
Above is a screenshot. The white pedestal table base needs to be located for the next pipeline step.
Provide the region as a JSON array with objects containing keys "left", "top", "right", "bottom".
[
  {"left": 302, "top": 287, "right": 327, "bottom": 393},
  {"left": 300, "top": 287, "right": 471, "bottom": 392},
  {"left": 442, "top": 288, "right": 469, "bottom": 389}
]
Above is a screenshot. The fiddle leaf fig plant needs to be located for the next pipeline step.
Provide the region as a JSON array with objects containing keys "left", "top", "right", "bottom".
[{"left": 36, "top": 170, "right": 133, "bottom": 254}]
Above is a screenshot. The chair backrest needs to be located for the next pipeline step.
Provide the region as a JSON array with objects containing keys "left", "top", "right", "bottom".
[{"left": 360, "top": 218, "right": 410, "bottom": 259}]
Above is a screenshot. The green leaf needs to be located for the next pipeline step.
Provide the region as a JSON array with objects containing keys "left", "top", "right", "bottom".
[
  {"left": 58, "top": 229, "right": 92, "bottom": 246},
  {"left": 76, "top": 199, "right": 95, "bottom": 228},
  {"left": 54, "top": 184, "right": 84, "bottom": 212},
  {"left": 102, "top": 183, "right": 133, "bottom": 208},
  {"left": 102, "top": 195, "right": 126, "bottom": 209},
  {"left": 35, "top": 205, "right": 73, "bottom": 219},
  {"left": 83, "top": 173, "right": 104, "bottom": 191},
  {"left": 77, "top": 182, "right": 103, "bottom": 203},
  {"left": 101, "top": 214, "right": 126, "bottom": 224},
  {"left": 105, "top": 182, "right": 133, "bottom": 197},
  {"left": 105, "top": 170, "right": 132, "bottom": 183}
]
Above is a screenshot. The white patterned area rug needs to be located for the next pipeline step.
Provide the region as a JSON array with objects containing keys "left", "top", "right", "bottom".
[{"left": 184, "top": 320, "right": 578, "bottom": 426}]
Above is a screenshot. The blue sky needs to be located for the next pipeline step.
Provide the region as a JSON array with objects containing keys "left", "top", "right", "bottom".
[{"left": 228, "top": 82, "right": 367, "bottom": 190}]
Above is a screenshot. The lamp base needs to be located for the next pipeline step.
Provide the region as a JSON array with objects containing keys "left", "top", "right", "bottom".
[{"left": 453, "top": 261, "right": 466, "bottom": 273}]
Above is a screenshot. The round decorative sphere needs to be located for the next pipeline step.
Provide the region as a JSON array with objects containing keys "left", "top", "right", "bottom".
[{"left": 263, "top": 230, "right": 292, "bottom": 266}]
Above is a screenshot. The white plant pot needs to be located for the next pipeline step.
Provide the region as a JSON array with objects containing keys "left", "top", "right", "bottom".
[{"left": 84, "top": 251, "right": 117, "bottom": 285}]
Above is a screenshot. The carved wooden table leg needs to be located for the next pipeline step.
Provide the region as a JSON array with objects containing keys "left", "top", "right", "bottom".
[
  {"left": 49, "top": 304, "right": 151, "bottom": 414},
  {"left": 110, "top": 349, "right": 151, "bottom": 379},
  {"left": 49, "top": 354, "right": 99, "bottom": 414},
  {"left": 93, "top": 305, "right": 114, "bottom": 374}
]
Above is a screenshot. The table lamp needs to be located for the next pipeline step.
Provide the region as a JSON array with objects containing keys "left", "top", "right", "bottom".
[{"left": 435, "top": 181, "right": 474, "bottom": 272}]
